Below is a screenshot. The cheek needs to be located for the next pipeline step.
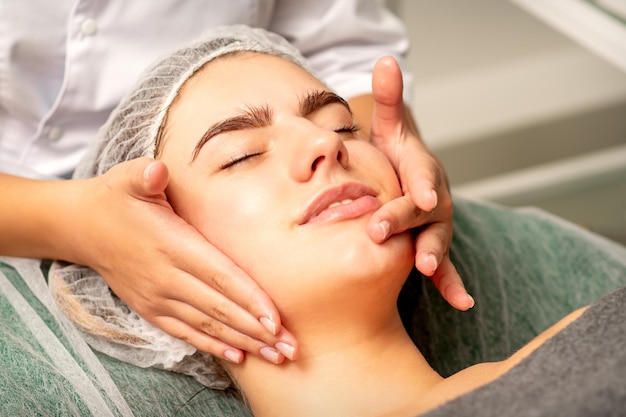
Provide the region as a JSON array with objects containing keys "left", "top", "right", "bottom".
[
  {"left": 178, "top": 181, "right": 313, "bottom": 305},
  {"left": 185, "top": 179, "right": 286, "bottom": 275},
  {"left": 199, "top": 189, "right": 266, "bottom": 245},
  {"left": 349, "top": 143, "right": 402, "bottom": 200}
]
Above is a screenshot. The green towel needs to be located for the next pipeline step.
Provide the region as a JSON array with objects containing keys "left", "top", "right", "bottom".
[
  {"left": 0, "top": 259, "right": 249, "bottom": 417},
  {"left": 403, "top": 197, "right": 626, "bottom": 377}
]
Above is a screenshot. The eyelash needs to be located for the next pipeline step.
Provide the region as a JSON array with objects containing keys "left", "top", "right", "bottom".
[
  {"left": 335, "top": 123, "right": 360, "bottom": 134},
  {"left": 219, "top": 152, "right": 263, "bottom": 170}
]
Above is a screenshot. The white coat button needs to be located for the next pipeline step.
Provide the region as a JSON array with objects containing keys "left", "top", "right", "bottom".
[
  {"left": 81, "top": 19, "right": 98, "bottom": 36},
  {"left": 48, "top": 126, "right": 63, "bottom": 142}
]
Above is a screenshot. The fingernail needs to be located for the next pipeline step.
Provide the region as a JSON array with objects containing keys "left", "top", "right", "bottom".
[
  {"left": 260, "top": 316, "right": 277, "bottom": 335},
  {"left": 466, "top": 294, "right": 475, "bottom": 309},
  {"left": 424, "top": 254, "right": 438, "bottom": 274},
  {"left": 275, "top": 342, "right": 295, "bottom": 361},
  {"left": 260, "top": 347, "right": 282, "bottom": 364},
  {"left": 143, "top": 163, "right": 155, "bottom": 184},
  {"left": 224, "top": 349, "right": 243, "bottom": 364},
  {"left": 429, "top": 189, "right": 438, "bottom": 208},
  {"left": 378, "top": 220, "right": 391, "bottom": 240}
]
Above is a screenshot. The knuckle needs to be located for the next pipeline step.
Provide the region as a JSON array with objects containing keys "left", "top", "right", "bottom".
[
  {"left": 435, "top": 234, "right": 448, "bottom": 251},
  {"left": 131, "top": 297, "right": 158, "bottom": 319},
  {"left": 200, "top": 317, "right": 224, "bottom": 337},
  {"left": 430, "top": 226, "right": 449, "bottom": 250},
  {"left": 416, "top": 227, "right": 446, "bottom": 253},
  {"left": 155, "top": 319, "right": 192, "bottom": 344},
  {"left": 178, "top": 334, "right": 194, "bottom": 346},
  {"left": 438, "top": 194, "right": 453, "bottom": 213},
  {"left": 210, "top": 270, "right": 229, "bottom": 294},
  {"left": 210, "top": 302, "right": 230, "bottom": 323}
]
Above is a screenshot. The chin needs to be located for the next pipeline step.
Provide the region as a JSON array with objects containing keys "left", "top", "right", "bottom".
[
  {"left": 324, "top": 225, "right": 415, "bottom": 284},
  {"left": 255, "top": 226, "right": 415, "bottom": 325}
]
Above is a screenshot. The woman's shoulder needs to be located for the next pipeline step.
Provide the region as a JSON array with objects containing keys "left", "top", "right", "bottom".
[
  {"left": 488, "top": 286, "right": 626, "bottom": 374},
  {"left": 428, "top": 300, "right": 592, "bottom": 404}
]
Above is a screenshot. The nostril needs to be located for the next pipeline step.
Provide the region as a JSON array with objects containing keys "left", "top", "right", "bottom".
[
  {"left": 337, "top": 149, "right": 348, "bottom": 167},
  {"left": 311, "top": 155, "right": 325, "bottom": 171},
  {"left": 311, "top": 150, "right": 346, "bottom": 171}
]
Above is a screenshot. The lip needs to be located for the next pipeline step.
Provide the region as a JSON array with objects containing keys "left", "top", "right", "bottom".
[{"left": 299, "top": 182, "right": 381, "bottom": 225}]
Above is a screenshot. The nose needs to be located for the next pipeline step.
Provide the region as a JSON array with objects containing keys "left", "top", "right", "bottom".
[{"left": 288, "top": 124, "right": 350, "bottom": 182}]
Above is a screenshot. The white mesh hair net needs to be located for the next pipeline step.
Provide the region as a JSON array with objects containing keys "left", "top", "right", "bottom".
[
  {"left": 73, "top": 24, "right": 314, "bottom": 179},
  {"left": 49, "top": 25, "right": 315, "bottom": 390}
]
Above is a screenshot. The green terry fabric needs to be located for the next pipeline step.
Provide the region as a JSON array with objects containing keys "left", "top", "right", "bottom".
[
  {"left": 0, "top": 260, "right": 250, "bottom": 417},
  {"left": 400, "top": 197, "right": 626, "bottom": 377},
  {"left": 0, "top": 261, "right": 121, "bottom": 416}
]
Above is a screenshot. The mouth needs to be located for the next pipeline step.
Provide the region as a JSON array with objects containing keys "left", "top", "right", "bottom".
[{"left": 299, "top": 182, "right": 382, "bottom": 225}]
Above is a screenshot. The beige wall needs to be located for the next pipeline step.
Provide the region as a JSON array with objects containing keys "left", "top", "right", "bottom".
[{"left": 389, "top": 0, "right": 626, "bottom": 244}]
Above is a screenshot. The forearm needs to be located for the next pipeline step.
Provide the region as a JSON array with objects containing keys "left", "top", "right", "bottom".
[{"left": 0, "top": 173, "right": 84, "bottom": 261}]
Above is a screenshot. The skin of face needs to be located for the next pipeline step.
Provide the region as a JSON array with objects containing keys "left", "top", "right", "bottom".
[{"left": 158, "top": 52, "right": 415, "bottom": 326}]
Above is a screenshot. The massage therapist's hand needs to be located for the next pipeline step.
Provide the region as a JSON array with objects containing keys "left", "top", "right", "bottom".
[
  {"left": 72, "top": 158, "right": 297, "bottom": 364},
  {"left": 351, "top": 56, "right": 474, "bottom": 311}
]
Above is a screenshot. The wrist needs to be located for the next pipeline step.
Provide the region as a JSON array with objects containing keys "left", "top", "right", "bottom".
[{"left": 0, "top": 175, "right": 81, "bottom": 261}]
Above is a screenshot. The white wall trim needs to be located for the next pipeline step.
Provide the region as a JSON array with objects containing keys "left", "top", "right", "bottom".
[{"left": 510, "top": 0, "right": 626, "bottom": 72}]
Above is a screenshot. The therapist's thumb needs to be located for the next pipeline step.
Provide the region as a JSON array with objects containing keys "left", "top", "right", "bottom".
[
  {"left": 125, "top": 157, "right": 170, "bottom": 199},
  {"left": 370, "top": 56, "right": 404, "bottom": 143}
]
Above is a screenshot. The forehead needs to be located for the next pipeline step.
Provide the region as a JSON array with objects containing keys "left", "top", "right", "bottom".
[
  {"left": 165, "top": 52, "right": 324, "bottom": 132},
  {"left": 183, "top": 52, "right": 322, "bottom": 107}
]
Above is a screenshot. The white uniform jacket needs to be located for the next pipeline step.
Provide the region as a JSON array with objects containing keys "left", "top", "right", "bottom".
[{"left": 0, "top": 0, "right": 411, "bottom": 177}]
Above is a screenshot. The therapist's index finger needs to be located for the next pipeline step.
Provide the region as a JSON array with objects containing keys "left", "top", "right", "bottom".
[
  {"left": 367, "top": 193, "right": 437, "bottom": 244},
  {"left": 395, "top": 142, "right": 443, "bottom": 213}
]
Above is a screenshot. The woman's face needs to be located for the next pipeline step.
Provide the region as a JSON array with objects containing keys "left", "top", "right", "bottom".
[{"left": 159, "top": 53, "right": 414, "bottom": 318}]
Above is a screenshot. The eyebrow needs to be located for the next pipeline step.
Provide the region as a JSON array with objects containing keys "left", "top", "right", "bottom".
[
  {"left": 191, "top": 90, "right": 352, "bottom": 161},
  {"left": 300, "top": 90, "right": 352, "bottom": 119}
]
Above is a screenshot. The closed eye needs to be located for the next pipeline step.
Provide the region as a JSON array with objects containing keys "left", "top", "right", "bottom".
[
  {"left": 334, "top": 123, "right": 360, "bottom": 134},
  {"left": 219, "top": 152, "right": 263, "bottom": 170}
]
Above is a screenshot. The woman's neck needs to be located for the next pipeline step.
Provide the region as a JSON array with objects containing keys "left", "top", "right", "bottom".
[{"left": 229, "top": 310, "right": 443, "bottom": 417}]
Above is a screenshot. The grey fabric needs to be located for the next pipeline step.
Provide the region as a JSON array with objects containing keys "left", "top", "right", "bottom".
[{"left": 422, "top": 287, "right": 626, "bottom": 417}]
